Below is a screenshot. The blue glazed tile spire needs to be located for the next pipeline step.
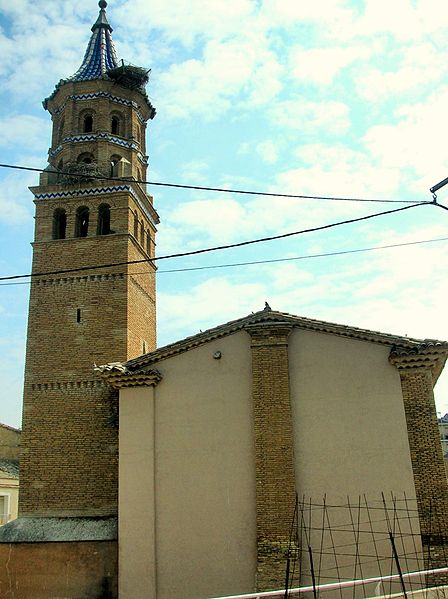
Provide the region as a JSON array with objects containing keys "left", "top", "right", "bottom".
[{"left": 70, "top": 1, "right": 119, "bottom": 81}]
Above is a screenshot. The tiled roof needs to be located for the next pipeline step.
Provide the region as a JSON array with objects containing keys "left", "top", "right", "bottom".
[
  {"left": 0, "top": 423, "right": 21, "bottom": 434},
  {"left": 69, "top": 1, "right": 119, "bottom": 82},
  {"left": 0, "top": 516, "right": 117, "bottom": 543},
  {"left": 0, "top": 459, "right": 19, "bottom": 478},
  {"left": 121, "top": 307, "right": 448, "bottom": 372}
]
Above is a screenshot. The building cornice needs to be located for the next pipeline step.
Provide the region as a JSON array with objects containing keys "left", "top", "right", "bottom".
[
  {"left": 94, "top": 363, "right": 162, "bottom": 389},
  {"left": 389, "top": 345, "right": 448, "bottom": 382},
  {"left": 48, "top": 132, "right": 147, "bottom": 164}
]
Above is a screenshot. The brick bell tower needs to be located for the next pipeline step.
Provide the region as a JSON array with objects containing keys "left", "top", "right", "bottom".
[{"left": 0, "top": 2, "right": 158, "bottom": 596}]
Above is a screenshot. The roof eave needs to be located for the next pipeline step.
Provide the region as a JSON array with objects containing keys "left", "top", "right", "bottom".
[{"left": 121, "top": 309, "right": 448, "bottom": 373}]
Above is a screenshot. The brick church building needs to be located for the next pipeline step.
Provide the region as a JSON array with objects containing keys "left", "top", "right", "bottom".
[{"left": 1, "top": 3, "right": 448, "bottom": 598}]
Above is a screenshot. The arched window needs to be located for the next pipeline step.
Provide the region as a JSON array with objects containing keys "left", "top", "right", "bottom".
[
  {"left": 140, "top": 221, "right": 145, "bottom": 245},
  {"left": 111, "top": 115, "right": 120, "bottom": 135},
  {"left": 52, "top": 208, "right": 67, "bottom": 240},
  {"left": 146, "top": 230, "right": 151, "bottom": 255},
  {"left": 75, "top": 206, "right": 89, "bottom": 238},
  {"left": 97, "top": 204, "right": 111, "bottom": 235},
  {"left": 133, "top": 211, "right": 139, "bottom": 239},
  {"left": 77, "top": 152, "right": 94, "bottom": 164},
  {"left": 83, "top": 115, "right": 93, "bottom": 133}
]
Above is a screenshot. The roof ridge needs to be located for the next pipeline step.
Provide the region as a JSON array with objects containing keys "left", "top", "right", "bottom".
[
  {"left": 0, "top": 422, "right": 21, "bottom": 433},
  {"left": 123, "top": 308, "right": 448, "bottom": 371}
]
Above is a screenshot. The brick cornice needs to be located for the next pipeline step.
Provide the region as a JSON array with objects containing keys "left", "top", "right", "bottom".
[
  {"left": 94, "top": 364, "right": 162, "bottom": 389},
  {"left": 389, "top": 346, "right": 447, "bottom": 377},
  {"left": 244, "top": 321, "right": 294, "bottom": 346}
]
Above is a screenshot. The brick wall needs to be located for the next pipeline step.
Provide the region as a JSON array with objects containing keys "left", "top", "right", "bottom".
[
  {"left": 46, "top": 78, "right": 153, "bottom": 182},
  {"left": 246, "top": 322, "right": 296, "bottom": 591},
  {"left": 390, "top": 351, "right": 448, "bottom": 584},
  {"left": 20, "top": 76, "right": 158, "bottom": 518}
]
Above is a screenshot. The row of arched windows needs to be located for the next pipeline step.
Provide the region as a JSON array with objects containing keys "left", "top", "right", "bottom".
[
  {"left": 133, "top": 210, "right": 152, "bottom": 255},
  {"left": 52, "top": 204, "right": 112, "bottom": 240},
  {"left": 57, "top": 154, "right": 126, "bottom": 178},
  {"left": 80, "top": 112, "right": 123, "bottom": 136},
  {"left": 57, "top": 113, "right": 144, "bottom": 144}
]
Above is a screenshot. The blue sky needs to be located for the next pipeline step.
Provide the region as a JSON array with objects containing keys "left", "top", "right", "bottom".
[{"left": 0, "top": 0, "right": 447, "bottom": 428}]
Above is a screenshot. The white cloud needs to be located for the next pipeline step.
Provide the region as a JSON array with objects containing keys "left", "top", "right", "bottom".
[
  {"left": 255, "top": 140, "right": 279, "bottom": 164},
  {"left": 0, "top": 115, "right": 50, "bottom": 153},
  {"left": 115, "top": 0, "right": 255, "bottom": 47},
  {"left": 180, "top": 160, "right": 210, "bottom": 183},
  {"left": 157, "top": 33, "right": 282, "bottom": 120},
  {"left": 363, "top": 87, "right": 448, "bottom": 193},
  {"left": 160, "top": 192, "right": 351, "bottom": 253},
  {"left": 158, "top": 276, "right": 266, "bottom": 339},
  {"left": 258, "top": 0, "right": 354, "bottom": 30},
  {"left": 268, "top": 99, "right": 351, "bottom": 135},
  {"left": 0, "top": 175, "right": 35, "bottom": 225},
  {"left": 356, "top": 42, "right": 446, "bottom": 102},
  {"left": 288, "top": 45, "right": 372, "bottom": 85},
  {"left": 278, "top": 144, "right": 402, "bottom": 199},
  {"left": 350, "top": 0, "right": 448, "bottom": 41}
]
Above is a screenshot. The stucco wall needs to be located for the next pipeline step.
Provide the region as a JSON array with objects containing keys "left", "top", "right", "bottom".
[
  {"left": 288, "top": 329, "right": 422, "bottom": 590},
  {"left": 0, "top": 479, "right": 19, "bottom": 524},
  {"left": 119, "top": 327, "right": 423, "bottom": 599},
  {"left": 289, "top": 329, "right": 416, "bottom": 498},
  {"left": 0, "top": 425, "right": 20, "bottom": 461},
  {"left": 119, "top": 331, "right": 256, "bottom": 599}
]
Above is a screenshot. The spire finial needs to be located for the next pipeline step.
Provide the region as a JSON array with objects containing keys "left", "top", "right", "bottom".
[
  {"left": 67, "top": 0, "right": 118, "bottom": 80},
  {"left": 91, "top": 0, "right": 112, "bottom": 32}
]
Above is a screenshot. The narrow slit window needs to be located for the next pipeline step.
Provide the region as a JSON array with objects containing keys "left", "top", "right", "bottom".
[
  {"left": 75, "top": 206, "right": 89, "bottom": 238},
  {"left": 52, "top": 208, "right": 67, "bottom": 240},
  {"left": 133, "top": 211, "right": 139, "bottom": 239},
  {"left": 76, "top": 308, "right": 81, "bottom": 323},
  {"left": 146, "top": 230, "right": 151, "bottom": 255},
  {"left": 58, "top": 118, "right": 65, "bottom": 143}
]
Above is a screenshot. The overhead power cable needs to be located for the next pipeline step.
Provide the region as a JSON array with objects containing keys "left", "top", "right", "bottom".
[
  {"left": 0, "top": 162, "right": 426, "bottom": 204},
  {"left": 1, "top": 235, "right": 446, "bottom": 287},
  {"left": 0, "top": 202, "right": 432, "bottom": 282},
  {"left": 154, "top": 234, "right": 448, "bottom": 274}
]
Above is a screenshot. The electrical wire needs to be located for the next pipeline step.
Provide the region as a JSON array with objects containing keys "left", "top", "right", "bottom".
[
  {"left": 1, "top": 233, "right": 447, "bottom": 287},
  {"left": 0, "top": 202, "right": 430, "bottom": 282},
  {"left": 0, "top": 162, "right": 429, "bottom": 204}
]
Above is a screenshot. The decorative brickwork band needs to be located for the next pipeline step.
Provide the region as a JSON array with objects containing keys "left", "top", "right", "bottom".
[
  {"left": 390, "top": 347, "right": 448, "bottom": 580},
  {"left": 246, "top": 322, "right": 296, "bottom": 591}
]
